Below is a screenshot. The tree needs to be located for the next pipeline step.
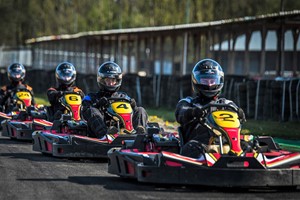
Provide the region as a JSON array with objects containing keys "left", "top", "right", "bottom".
[{"left": 0, "top": 0, "right": 299, "bottom": 46}]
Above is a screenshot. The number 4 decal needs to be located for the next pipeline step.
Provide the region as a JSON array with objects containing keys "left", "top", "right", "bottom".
[{"left": 117, "top": 104, "right": 129, "bottom": 109}]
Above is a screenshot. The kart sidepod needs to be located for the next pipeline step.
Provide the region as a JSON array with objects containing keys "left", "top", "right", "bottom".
[
  {"left": 1, "top": 111, "right": 50, "bottom": 141},
  {"left": 32, "top": 120, "right": 137, "bottom": 158},
  {"left": 108, "top": 103, "right": 300, "bottom": 188},
  {"left": 108, "top": 145, "right": 300, "bottom": 187},
  {"left": 32, "top": 94, "right": 141, "bottom": 158}
]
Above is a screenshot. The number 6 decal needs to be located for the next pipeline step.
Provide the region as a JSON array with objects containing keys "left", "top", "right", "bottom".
[{"left": 69, "top": 95, "right": 78, "bottom": 101}]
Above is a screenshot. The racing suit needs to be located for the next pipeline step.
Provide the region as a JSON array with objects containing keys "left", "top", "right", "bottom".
[
  {"left": 0, "top": 82, "right": 35, "bottom": 113},
  {"left": 175, "top": 95, "right": 245, "bottom": 158},
  {"left": 81, "top": 91, "right": 148, "bottom": 138},
  {"left": 47, "top": 85, "right": 85, "bottom": 121}
]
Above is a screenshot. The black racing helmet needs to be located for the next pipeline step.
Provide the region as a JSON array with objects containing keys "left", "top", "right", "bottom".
[
  {"left": 191, "top": 59, "right": 224, "bottom": 98},
  {"left": 7, "top": 63, "right": 26, "bottom": 82},
  {"left": 97, "top": 61, "right": 122, "bottom": 92},
  {"left": 55, "top": 62, "right": 77, "bottom": 87}
]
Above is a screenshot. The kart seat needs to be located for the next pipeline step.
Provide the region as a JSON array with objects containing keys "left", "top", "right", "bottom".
[{"left": 207, "top": 144, "right": 230, "bottom": 154}]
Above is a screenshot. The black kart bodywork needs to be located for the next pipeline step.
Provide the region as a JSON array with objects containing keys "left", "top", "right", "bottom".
[
  {"left": 33, "top": 129, "right": 137, "bottom": 158},
  {"left": 108, "top": 103, "right": 300, "bottom": 188},
  {"left": 1, "top": 110, "right": 48, "bottom": 141},
  {"left": 32, "top": 96, "right": 139, "bottom": 158},
  {"left": 1, "top": 87, "right": 48, "bottom": 140},
  {"left": 108, "top": 146, "right": 300, "bottom": 187}
]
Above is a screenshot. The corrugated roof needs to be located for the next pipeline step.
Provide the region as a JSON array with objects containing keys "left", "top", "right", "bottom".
[{"left": 26, "top": 10, "right": 300, "bottom": 44}]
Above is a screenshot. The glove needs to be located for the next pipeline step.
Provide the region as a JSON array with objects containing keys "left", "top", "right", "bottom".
[
  {"left": 96, "top": 97, "right": 109, "bottom": 108},
  {"left": 53, "top": 110, "right": 63, "bottom": 120},
  {"left": 56, "top": 91, "right": 64, "bottom": 98},
  {"left": 238, "top": 108, "right": 246, "bottom": 123},
  {"left": 27, "top": 105, "right": 36, "bottom": 114},
  {"left": 66, "top": 87, "right": 73, "bottom": 92},
  {"left": 5, "top": 90, "right": 13, "bottom": 99},
  {"left": 130, "top": 98, "right": 137, "bottom": 109},
  {"left": 6, "top": 89, "right": 12, "bottom": 95},
  {"left": 56, "top": 91, "right": 64, "bottom": 102},
  {"left": 191, "top": 107, "right": 207, "bottom": 119},
  {"left": 53, "top": 91, "right": 64, "bottom": 99}
]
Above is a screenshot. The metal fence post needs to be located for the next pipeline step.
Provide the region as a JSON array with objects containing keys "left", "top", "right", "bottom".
[{"left": 255, "top": 79, "right": 261, "bottom": 120}]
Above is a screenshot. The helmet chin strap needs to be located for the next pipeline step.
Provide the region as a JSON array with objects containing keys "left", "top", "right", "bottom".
[
  {"left": 58, "top": 82, "right": 73, "bottom": 89},
  {"left": 196, "top": 92, "right": 219, "bottom": 103},
  {"left": 98, "top": 89, "right": 115, "bottom": 98}
]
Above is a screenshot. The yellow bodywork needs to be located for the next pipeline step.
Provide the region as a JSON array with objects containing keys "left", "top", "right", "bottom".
[{"left": 211, "top": 110, "right": 240, "bottom": 128}]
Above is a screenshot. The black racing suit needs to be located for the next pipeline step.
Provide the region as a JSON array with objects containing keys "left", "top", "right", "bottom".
[
  {"left": 47, "top": 85, "right": 85, "bottom": 121},
  {"left": 0, "top": 83, "right": 35, "bottom": 113},
  {"left": 175, "top": 95, "right": 245, "bottom": 158},
  {"left": 81, "top": 91, "right": 148, "bottom": 138}
]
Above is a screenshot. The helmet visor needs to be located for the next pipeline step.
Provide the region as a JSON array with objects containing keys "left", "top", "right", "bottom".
[
  {"left": 57, "top": 68, "right": 75, "bottom": 81},
  {"left": 13, "top": 73, "right": 22, "bottom": 79},
  {"left": 104, "top": 77, "right": 118, "bottom": 86},
  {"left": 193, "top": 73, "right": 223, "bottom": 93},
  {"left": 199, "top": 77, "right": 222, "bottom": 86},
  {"left": 193, "top": 71, "right": 222, "bottom": 84},
  {"left": 97, "top": 73, "right": 122, "bottom": 92},
  {"left": 10, "top": 65, "right": 25, "bottom": 80}
]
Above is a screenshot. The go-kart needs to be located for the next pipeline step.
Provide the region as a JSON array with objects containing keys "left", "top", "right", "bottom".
[
  {"left": 32, "top": 93, "right": 137, "bottom": 158},
  {"left": 108, "top": 103, "right": 300, "bottom": 188},
  {"left": 0, "top": 88, "right": 48, "bottom": 140}
]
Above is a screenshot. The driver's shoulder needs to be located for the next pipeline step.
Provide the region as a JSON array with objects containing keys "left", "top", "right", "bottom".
[
  {"left": 178, "top": 96, "right": 194, "bottom": 104},
  {"left": 85, "top": 92, "right": 98, "bottom": 99},
  {"left": 1, "top": 85, "right": 7, "bottom": 91},
  {"left": 24, "top": 84, "right": 33, "bottom": 91},
  {"left": 215, "top": 97, "right": 235, "bottom": 105}
]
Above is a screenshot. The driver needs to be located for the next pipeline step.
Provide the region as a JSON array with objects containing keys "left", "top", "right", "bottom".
[
  {"left": 47, "top": 62, "right": 85, "bottom": 121},
  {"left": 175, "top": 58, "right": 246, "bottom": 158},
  {"left": 82, "top": 61, "right": 148, "bottom": 138},
  {"left": 0, "top": 63, "right": 36, "bottom": 113}
]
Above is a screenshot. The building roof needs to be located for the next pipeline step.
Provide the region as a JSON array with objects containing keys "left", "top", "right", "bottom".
[{"left": 26, "top": 10, "right": 300, "bottom": 44}]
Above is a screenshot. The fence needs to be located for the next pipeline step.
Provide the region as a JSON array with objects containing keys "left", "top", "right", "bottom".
[
  {"left": 226, "top": 77, "right": 300, "bottom": 122},
  {"left": 1, "top": 70, "right": 299, "bottom": 122},
  {"left": 0, "top": 46, "right": 32, "bottom": 68}
]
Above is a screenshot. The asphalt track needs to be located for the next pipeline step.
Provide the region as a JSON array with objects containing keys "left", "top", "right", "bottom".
[{"left": 1, "top": 135, "right": 300, "bottom": 200}]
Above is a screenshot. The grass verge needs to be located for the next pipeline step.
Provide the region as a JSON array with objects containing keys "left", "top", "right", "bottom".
[
  {"left": 35, "top": 94, "right": 50, "bottom": 106},
  {"left": 146, "top": 107, "right": 300, "bottom": 139},
  {"left": 241, "top": 120, "right": 300, "bottom": 140}
]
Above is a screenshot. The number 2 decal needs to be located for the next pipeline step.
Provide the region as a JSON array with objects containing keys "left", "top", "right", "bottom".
[{"left": 219, "top": 113, "right": 234, "bottom": 122}]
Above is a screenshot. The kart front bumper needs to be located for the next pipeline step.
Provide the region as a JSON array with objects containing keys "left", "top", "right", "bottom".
[
  {"left": 33, "top": 132, "right": 136, "bottom": 158},
  {"left": 1, "top": 120, "right": 34, "bottom": 141},
  {"left": 108, "top": 149, "right": 300, "bottom": 187}
]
